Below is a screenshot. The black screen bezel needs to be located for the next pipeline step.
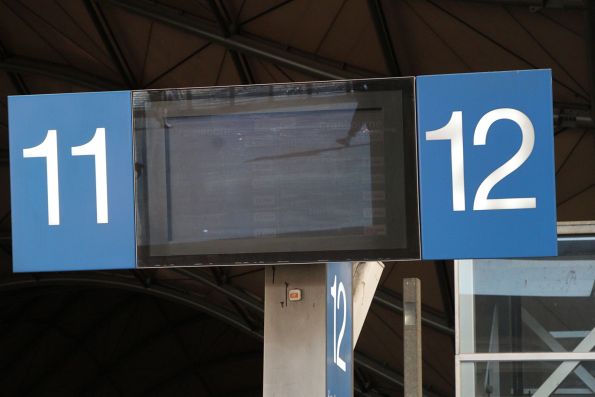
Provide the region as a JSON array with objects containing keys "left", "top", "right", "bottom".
[{"left": 132, "top": 77, "right": 420, "bottom": 267}]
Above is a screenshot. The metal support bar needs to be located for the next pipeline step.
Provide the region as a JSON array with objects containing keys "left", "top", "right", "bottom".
[
  {"left": 84, "top": 0, "right": 137, "bottom": 88},
  {"left": 206, "top": 0, "right": 255, "bottom": 84},
  {"left": 404, "top": 278, "right": 422, "bottom": 397},
  {"left": 434, "top": 261, "right": 455, "bottom": 333},
  {"left": 558, "top": 220, "right": 595, "bottom": 234},
  {"left": 551, "top": 103, "right": 593, "bottom": 129},
  {"left": 522, "top": 308, "right": 595, "bottom": 392},
  {"left": 230, "top": 52, "right": 255, "bottom": 84},
  {"left": 206, "top": 0, "right": 231, "bottom": 36},
  {"left": 177, "top": 267, "right": 454, "bottom": 338},
  {"left": 554, "top": 112, "right": 594, "bottom": 129},
  {"left": 354, "top": 353, "right": 444, "bottom": 397},
  {"left": 239, "top": 0, "right": 296, "bottom": 27},
  {"left": 0, "top": 56, "right": 122, "bottom": 90},
  {"left": 587, "top": 0, "right": 595, "bottom": 126},
  {"left": 459, "top": 352, "right": 595, "bottom": 361},
  {"left": 367, "top": 0, "right": 401, "bottom": 76},
  {"left": 354, "top": 352, "right": 404, "bottom": 388},
  {"left": 533, "top": 328, "right": 595, "bottom": 397},
  {"left": 374, "top": 288, "right": 454, "bottom": 336},
  {"left": 0, "top": 41, "right": 29, "bottom": 94},
  {"left": 100, "top": 0, "right": 368, "bottom": 80},
  {"left": 174, "top": 268, "right": 263, "bottom": 314}
]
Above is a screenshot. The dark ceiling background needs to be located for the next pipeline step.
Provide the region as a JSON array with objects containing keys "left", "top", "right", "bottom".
[{"left": 0, "top": 0, "right": 593, "bottom": 396}]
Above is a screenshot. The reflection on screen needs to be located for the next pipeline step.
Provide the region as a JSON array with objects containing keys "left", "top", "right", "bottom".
[{"left": 164, "top": 107, "right": 387, "bottom": 244}]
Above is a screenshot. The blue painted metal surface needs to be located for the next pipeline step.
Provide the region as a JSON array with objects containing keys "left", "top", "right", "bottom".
[
  {"left": 9, "top": 91, "right": 135, "bottom": 272},
  {"left": 326, "top": 261, "right": 353, "bottom": 397},
  {"left": 417, "top": 70, "right": 557, "bottom": 259}
]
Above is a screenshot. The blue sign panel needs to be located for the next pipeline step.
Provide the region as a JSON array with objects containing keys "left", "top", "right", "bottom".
[
  {"left": 417, "top": 70, "right": 557, "bottom": 259},
  {"left": 326, "top": 262, "right": 353, "bottom": 397},
  {"left": 9, "top": 91, "right": 135, "bottom": 272}
]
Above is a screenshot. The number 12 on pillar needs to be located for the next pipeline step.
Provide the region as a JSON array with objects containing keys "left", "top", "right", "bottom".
[
  {"left": 326, "top": 262, "right": 353, "bottom": 397},
  {"left": 416, "top": 70, "right": 557, "bottom": 260}
]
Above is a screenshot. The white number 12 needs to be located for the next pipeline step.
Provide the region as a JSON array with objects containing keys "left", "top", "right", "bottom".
[
  {"left": 330, "top": 275, "right": 347, "bottom": 372},
  {"left": 23, "top": 128, "right": 109, "bottom": 225},
  {"left": 425, "top": 108, "right": 536, "bottom": 212}
]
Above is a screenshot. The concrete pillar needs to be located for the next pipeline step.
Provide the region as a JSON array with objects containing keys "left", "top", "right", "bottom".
[
  {"left": 263, "top": 262, "right": 383, "bottom": 397},
  {"left": 263, "top": 263, "right": 327, "bottom": 396}
]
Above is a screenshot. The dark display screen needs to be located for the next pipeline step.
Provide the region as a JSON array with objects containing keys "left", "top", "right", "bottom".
[{"left": 133, "top": 78, "right": 418, "bottom": 266}]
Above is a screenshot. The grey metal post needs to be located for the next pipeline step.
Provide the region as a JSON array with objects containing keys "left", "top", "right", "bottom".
[{"left": 404, "top": 278, "right": 422, "bottom": 397}]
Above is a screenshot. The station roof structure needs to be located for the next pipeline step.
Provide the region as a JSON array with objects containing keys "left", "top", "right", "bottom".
[{"left": 0, "top": 1, "right": 593, "bottom": 396}]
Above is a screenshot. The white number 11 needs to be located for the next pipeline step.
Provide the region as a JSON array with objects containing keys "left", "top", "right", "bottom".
[
  {"left": 23, "top": 128, "right": 109, "bottom": 226},
  {"left": 23, "top": 130, "right": 60, "bottom": 225},
  {"left": 72, "top": 128, "right": 108, "bottom": 224}
]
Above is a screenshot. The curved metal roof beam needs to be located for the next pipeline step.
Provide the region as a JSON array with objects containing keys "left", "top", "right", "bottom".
[
  {"left": 0, "top": 41, "right": 29, "bottom": 94},
  {"left": 98, "top": 0, "right": 374, "bottom": 80},
  {"left": 175, "top": 268, "right": 454, "bottom": 336},
  {"left": 174, "top": 268, "right": 264, "bottom": 314},
  {"left": 84, "top": 0, "right": 137, "bottom": 88},
  {"left": 0, "top": 273, "right": 447, "bottom": 397},
  {"left": 367, "top": 0, "right": 401, "bottom": 77},
  {"left": 0, "top": 57, "right": 123, "bottom": 91},
  {"left": 0, "top": 274, "right": 262, "bottom": 340},
  {"left": 76, "top": 313, "right": 209, "bottom": 396},
  {"left": 22, "top": 296, "right": 135, "bottom": 396}
]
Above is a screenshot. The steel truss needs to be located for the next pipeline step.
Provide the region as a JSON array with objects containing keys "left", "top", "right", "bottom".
[
  {"left": 0, "top": 272, "right": 447, "bottom": 397},
  {"left": 98, "top": 0, "right": 371, "bottom": 80}
]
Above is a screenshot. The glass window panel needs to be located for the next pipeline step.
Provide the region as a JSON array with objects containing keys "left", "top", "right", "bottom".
[
  {"left": 461, "top": 361, "right": 595, "bottom": 397},
  {"left": 459, "top": 259, "right": 595, "bottom": 353}
]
